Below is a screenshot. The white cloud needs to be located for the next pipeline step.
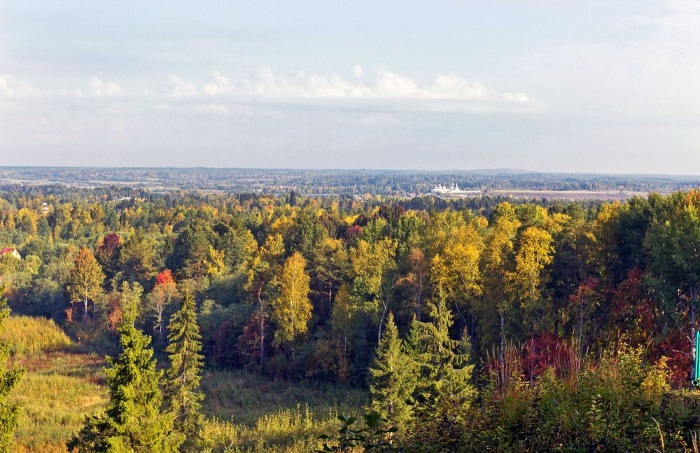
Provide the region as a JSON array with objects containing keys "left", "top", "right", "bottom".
[
  {"left": 353, "top": 65, "right": 364, "bottom": 78},
  {"left": 190, "top": 67, "right": 532, "bottom": 109},
  {"left": 0, "top": 75, "right": 34, "bottom": 97},
  {"left": 165, "top": 75, "right": 199, "bottom": 97},
  {"left": 427, "top": 74, "right": 488, "bottom": 99},
  {"left": 336, "top": 113, "right": 400, "bottom": 126},
  {"left": 202, "top": 70, "right": 231, "bottom": 95},
  {"left": 373, "top": 70, "right": 419, "bottom": 97},
  {"left": 503, "top": 92, "right": 530, "bottom": 103},
  {"left": 89, "top": 78, "right": 123, "bottom": 96}
]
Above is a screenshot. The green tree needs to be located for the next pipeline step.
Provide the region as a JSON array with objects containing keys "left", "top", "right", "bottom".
[
  {"left": 368, "top": 312, "right": 417, "bottom": 430},
  {"left": 645, "top": 190, "right": 700, "bottom": 384},
  {"left": 405, "top": 297, "right": 475, "bottom": 449},
  {"left": 272, "top": 252, "right": 312, "bottom": 346},
  {"left": 349, "top": 238, "right": 397, "bottom": 344},
  {"left": 505, "top": 226, "right": 554, "bottom": 336},
  {"left": 0, "top": 287, "right": 23, "bottom": 452},
  {"left": 165, "top": 285, "right": 204, "bottom": 451},
  {"left": 68, "top": 282, "right": 182, "bottom": 453},
  {"left": 68, "top": 247, "right": 105, "bottom": 322}
]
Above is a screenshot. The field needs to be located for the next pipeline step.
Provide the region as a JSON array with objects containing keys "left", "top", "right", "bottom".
[
  {"left": 5, "top": 316, "right": 365, "bottom": 452},
  {"left": 486, "top": 189, "right": 649, "bottom": 201}
]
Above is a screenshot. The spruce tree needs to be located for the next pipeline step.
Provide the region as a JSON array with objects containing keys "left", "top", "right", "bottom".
[
  {"left": 407, "top": 297, "right": 475, "bottom": 416},
  {"left": 0, "top": 288, "right": 23, "bottom": 452},
  {"left": 68, "top": 282, "right": 183, "bottom": 453},
  {"left": 368, "top": 312, "right": 417, "bottom": 430},
  {"left": 164, "top": 285, "right": 204, "bottom": 451}
]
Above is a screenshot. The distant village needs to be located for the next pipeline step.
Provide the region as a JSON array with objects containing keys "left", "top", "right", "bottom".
[{"left": 430, "top": 182, "right": 482, "bottom": 197}]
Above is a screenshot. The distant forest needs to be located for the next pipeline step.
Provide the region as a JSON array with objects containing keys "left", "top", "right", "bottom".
[
  {"left": 1, "top": 166, "right": 700, "bottom": 195},
  {"left": 1, "top": 181, "right": 700, "bottom": 450}
]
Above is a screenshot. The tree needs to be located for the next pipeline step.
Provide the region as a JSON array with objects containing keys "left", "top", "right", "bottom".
[
  {"left": 368, "top": 313, "right": 417, "bottom": 430},
  {"left": 68, "top": 282, "right": 182, "bottom": 452},
  {"left": 165, "top": 286, "right": 204, "bottom": 451},
  {"left": 272, "top": 252, "right": 312, "bottom": 346},
  {"left": 505, "top": 226, "right": 554, "bottom": 336},
  {"left": 349, "top": 238, "right": 397, "bottom": 344},
  {"left": 405, "top": 297, "right": 475, "bottom": 448},
  {"left": 96, "top": 233, "right": 122, "bottom": 283},
  {"left": 68, "top": 247, "right": 105, "bottom": 322},
  {"left": 150, "top": 270, "right": 179, "bottom": 345},
  {"left": 480, "top": 205, "right": 520, "bottom": 360},
  {"left": 0, "top": 287, "right": 23, "bottom": 452},
  {"left": 645, "top": 190, "right": 700, "bottom": 384},
  {"left": 243, "top": 234, "right": 284, "bottom": 368}
]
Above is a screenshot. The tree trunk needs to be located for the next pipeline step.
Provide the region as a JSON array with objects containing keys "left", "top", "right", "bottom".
[
  {"left": 499, "top": 313, "right": 505, "bottom": 369},
  {"left": 258, "top": 287, "right": 265, "bottom": 368},
  {"left": 691, "top": 287, "right": 697, "bottom": 387}
]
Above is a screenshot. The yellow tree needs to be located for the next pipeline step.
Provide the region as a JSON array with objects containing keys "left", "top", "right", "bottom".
[
  {"left": 272, "top": 252, "right": 312, "bottom": 346},
  {"left": 349, "top": 238, "right": 397, "bottom": 343},
  {"left": 243, "top": 234, "right": 284, "bottom": 367},
  {"left": 68, "top": 247, "right": 105, "bottom": 322},
  {"left": 506, "top": 226, "right": 555, "bottom": 336},
  {"left": 431, "top": 223, "right": 484, "bottom": 337},
  {"left": 481, "top": 203, "right": 520, "bottom": 359}
]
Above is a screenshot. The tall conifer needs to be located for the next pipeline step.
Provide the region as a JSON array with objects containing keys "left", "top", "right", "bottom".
[
  {"left": 68, "top": 282, "right": 182, "bottom": 452},
  {"left": 165, "top": 284, "right": 204, "bottom": 451},
  {"left": 368, "top": 312, "right": 417, "bottom": 430}
]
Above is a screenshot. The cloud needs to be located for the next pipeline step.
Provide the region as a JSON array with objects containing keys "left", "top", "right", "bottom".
[
  {"left": 373, "top": 71, "right": 419, "bottom": 97},
  {"left": 336, "top": 113, "right": 401, "bottom": 127},
  {"left": 89, "top": 78, "right": 123, "bottom": 96},
  {"left": 164, "top": 75, "right": 199, "bottom": 97},
  {"left": 0, "top": 75, "right": 35, "bottom": 97},
  {"left": 166, "top": 67, "right": 535, "bottom": 112}
]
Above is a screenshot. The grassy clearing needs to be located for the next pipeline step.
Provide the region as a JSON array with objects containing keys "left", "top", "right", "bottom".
[
  {"left": 200, "top": 369, "right": 367, "bottom": 452},
  {"left": 201, "top": 369, "right": 367, "bottom": 426},
  {"left": 10, "top": 352, "right": 108, "bottom": 452},
  {"left": 3, "top": 317, "right": 365, "bottom": 452},
  {"left": 202, "top": 405, "right": 347, "bottom": 452},
  {"left": 1, "top": 316, "right": 71, "bottom": 355}
]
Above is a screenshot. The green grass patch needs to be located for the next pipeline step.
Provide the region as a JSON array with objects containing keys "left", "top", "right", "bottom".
[
  {"left": 201, "top": 368, "right": 367, "bottom": 426},
  {"left": 202, "top": 405, "right": 347, "bottom": 452},
  {"left": 10, "top": 352, "right": 108, "bottom": 452}
]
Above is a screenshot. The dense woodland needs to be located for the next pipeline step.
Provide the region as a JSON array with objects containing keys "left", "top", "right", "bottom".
[{"left": 1, "top": 186, "right": 700, "bottom": 451}]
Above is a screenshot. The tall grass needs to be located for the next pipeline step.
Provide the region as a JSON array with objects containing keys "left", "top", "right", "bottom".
[
  {"left": 201, "top": 368, "right": 367, "bottom": 426},
  {"left": 0, "top": 315, "right": 71, "bottom": 355},
  {"left": 201, "top": 404, "right": 352, "bottom": 452}
]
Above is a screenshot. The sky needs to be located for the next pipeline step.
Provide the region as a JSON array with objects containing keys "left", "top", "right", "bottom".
[{"left": 0, "top": 0, "right": 699, "bottom": 174}]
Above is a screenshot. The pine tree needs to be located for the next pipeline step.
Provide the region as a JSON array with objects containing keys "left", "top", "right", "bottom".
[
  {"left": 404, "top": 297, "right": 475, "bottom": 449},
  {"left": 407, "top": 297, "right": 475, "bottom": 416},
  {"left": 368, "top": 312, "right": 417, "bottom": 430},
  {"left": 68, "top": 282, "right": 183, "bottom": 453},
  {"left": 165, "top": 284, "right": 204, "bottom": 451},
  {"left": 0, "top": 287, "right": 23, "bottom": 452}
]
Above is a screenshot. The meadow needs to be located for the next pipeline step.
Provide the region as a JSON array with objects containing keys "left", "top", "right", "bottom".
[{"left": 6, "top": 316, "right": 366, "bottom": 452}]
